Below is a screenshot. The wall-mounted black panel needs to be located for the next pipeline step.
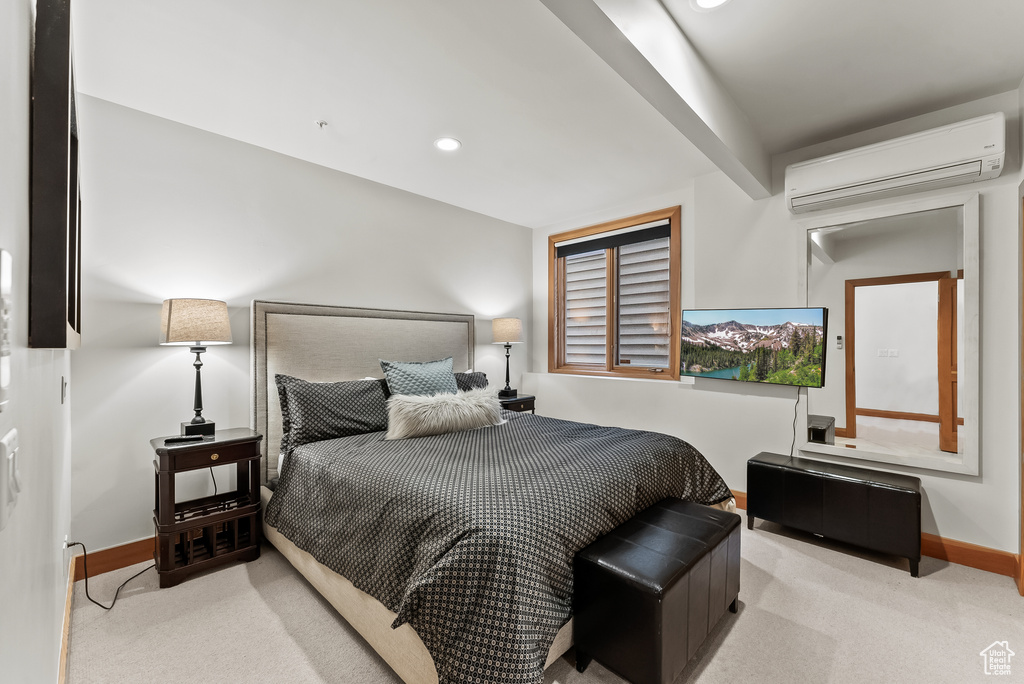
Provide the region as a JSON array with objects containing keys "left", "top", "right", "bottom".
[{"left": 30, "top": 0, "right": 81, "bottom": 349}]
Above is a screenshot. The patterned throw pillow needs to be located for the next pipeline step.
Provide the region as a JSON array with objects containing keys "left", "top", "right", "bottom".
[
  {"left": 454, "top": 371, "right": 488, "bottom": 392},
  {"left": 276, "top": 375, "right": 389, "bottom": 454},
  {"left": 379, "top": 357, "right": 458, "bottom": 397},
  {"left": 385, "top": 387, "right": 502, "bottom": 440}
]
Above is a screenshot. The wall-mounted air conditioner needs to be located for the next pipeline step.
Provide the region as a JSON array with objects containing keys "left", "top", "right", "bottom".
[{"left": 785, "top": 113, "right": 1005, "bottom": 214}]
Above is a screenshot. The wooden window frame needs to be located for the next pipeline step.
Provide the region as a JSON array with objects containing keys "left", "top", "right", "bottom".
[{"left": 547, "top": 206, "right": 681, "bottom": 380}]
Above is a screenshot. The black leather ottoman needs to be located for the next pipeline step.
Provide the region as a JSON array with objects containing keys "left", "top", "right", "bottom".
[
  {"left": 747, "top": 452, "right": 921, "bottom": 576},
  {"left": 573, "top": 499, "right": 741, "bottom": 684}
]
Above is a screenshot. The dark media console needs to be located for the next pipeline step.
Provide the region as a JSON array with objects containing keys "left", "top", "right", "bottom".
[{"left": 746, "top": 452, "right": 921, "bottom": 576}]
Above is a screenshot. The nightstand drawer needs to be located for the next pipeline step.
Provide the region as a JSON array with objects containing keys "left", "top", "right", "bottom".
[
  {"left": 502, "top": 399, "right": 530, "bottom": 412},
  {"left": 500, "top": 395, "right": 535, "bottom": 413},
  {"left": 173, "top": 441, "right": 257, "bottom": 471}
]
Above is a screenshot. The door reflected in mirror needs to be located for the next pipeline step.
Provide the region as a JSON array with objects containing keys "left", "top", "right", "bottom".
[{"left": 845, "top": 273, "right": 962, "bottom": 456}]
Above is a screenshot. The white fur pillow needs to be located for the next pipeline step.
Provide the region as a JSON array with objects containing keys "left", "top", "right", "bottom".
[{"left": 385, "top": 387, "right": 503, "bottom": 440}]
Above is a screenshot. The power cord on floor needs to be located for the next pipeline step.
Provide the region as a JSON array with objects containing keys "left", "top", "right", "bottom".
[
  {"left": 790, "top": 387, "right": 800, "bottom": 458},
  {"left": 66, "top": 542, "right": 154, "bottom": 611}
]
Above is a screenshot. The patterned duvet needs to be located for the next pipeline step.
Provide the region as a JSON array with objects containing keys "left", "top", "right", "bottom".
[{"left": 264, "top": 410, "right": 731, "bottom": 684}]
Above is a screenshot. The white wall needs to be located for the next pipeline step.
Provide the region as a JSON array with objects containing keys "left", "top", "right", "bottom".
[
  {"left": 0, "top": 1, "right": 75, "bottom": 681},
  {"left": 73, "top": 97, "right": 533, "bottom": 550},
  {"left": 855, "top": 281, "right": 938, "bottom": 414},
  {"left": 529, "top": 90, "right": 1023, "bottom": 553}
]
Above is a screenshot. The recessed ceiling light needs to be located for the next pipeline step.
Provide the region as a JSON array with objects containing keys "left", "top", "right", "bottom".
[
  {"left": 690, "top": 0, "right": 732, "bottom": 10},
  {"left": 434, "top": 137, "right": 462, "bottom": 152}
]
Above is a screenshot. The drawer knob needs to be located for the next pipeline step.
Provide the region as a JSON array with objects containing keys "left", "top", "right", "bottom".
[{"left": 210, "top": 453, "right": 219, "bottom": 461}]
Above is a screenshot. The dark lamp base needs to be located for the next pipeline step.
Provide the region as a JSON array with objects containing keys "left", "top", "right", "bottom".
[
  {"left": 182, "top": 421, "right": 216, "bottom": 436},
  {"left": 498, "top": 389, "right": 518, "bottom": 399}
]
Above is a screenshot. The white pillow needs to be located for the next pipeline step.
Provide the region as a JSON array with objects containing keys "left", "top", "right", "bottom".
[{"left": 385, "top": 387, "right": 503, "bottom": 440}]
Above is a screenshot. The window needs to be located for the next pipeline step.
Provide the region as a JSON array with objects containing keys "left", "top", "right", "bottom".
[{"left": 548, "top": 207, "right": 681, "bottom": 379}]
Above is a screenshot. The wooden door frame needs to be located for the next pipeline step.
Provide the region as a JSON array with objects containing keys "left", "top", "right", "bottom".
[
  {"left": 937, "top": 275, "right": 959, "bottom": 452},
  {"left": 843, "top": 270, "right": 961, "bottom": 440}
]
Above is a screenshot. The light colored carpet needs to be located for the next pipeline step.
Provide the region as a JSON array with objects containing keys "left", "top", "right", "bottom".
[{"left": 68, "top": 512, "right": 1024, "bottom": 683}]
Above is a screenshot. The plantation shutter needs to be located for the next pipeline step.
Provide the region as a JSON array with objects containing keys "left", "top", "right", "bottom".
[
  {"left": 554, "top": 215, "right": 675, "bottom": 373},
  {"left": 617, "top": 236, "right": 671, "bottom": 367},
  {"left": 563, "top": 250, "right": 607, "bottom": 365}
]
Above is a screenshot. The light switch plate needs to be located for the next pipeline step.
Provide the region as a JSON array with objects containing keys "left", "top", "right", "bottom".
[
  {"left": 0, "top": 250, "right": 12, "bottom": 413},
  {"left": 0, "top": 429, "right": 19, "bottom": 531}
]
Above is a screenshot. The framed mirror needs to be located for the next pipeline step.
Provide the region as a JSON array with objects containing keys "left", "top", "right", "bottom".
[{"left": 798, "top": 192, "right": 979, "bottom": 475}]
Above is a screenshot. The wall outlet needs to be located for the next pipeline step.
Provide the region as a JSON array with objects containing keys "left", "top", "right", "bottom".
[{"left": 63, "top": 534, "right": 72, "bottom": 572}]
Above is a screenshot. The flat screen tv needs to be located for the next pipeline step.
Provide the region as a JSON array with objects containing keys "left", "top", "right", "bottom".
[{"left": 681, "top": 308, "right": 827, "bottom": 388}]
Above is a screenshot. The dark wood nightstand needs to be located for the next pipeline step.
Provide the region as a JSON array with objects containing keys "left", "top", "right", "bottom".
[
  {"left": 150, "top": 428, "right": 263, "bottom": 588},
  {"left": 500, "top": 394, "right": 535, "bottom": 414}
]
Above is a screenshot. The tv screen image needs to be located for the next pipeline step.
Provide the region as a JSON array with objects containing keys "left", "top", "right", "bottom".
[{"left": 681, "top": 308, "right": 827, "bottom": 388}]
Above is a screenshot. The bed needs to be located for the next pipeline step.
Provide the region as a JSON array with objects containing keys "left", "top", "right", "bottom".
[{"left": 252, "top": 300, "right": 733, "bottom": 684}]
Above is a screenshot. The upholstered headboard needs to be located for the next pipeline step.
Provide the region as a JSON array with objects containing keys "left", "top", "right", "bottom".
[{"left": 251, "top": 300, "right": 475, "bottom": 483}]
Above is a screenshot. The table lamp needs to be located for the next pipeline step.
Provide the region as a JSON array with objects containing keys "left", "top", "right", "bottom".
[
  {"left": 492, "top": 317, "right": 522, "bottom": 398},
  {"left": 160, "top": 298, "right": 232, "bottom": 436}
]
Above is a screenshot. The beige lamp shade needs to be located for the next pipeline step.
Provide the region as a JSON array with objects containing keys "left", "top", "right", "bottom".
[
  {"left": 159, "top": 299, "right": 233, "bottom": 346},
  {"left": 492, "top": 317, "right": 523, "bottom": 344}
]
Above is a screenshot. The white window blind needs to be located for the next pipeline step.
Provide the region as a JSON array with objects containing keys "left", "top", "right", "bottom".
[
  {"left": 564, "top": 250, "right": 607, "bottom": 365},
  {"left": 617, "top": 236, "right": 671, "bottom": 367}
]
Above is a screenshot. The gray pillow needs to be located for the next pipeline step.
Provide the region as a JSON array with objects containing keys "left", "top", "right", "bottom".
[
  {"left": 454, "top": 371, "right": 488, "bottom": 392},
  {"left": 276, "top": 375, "right": 388, "bottom": 454},
  {"left": 385, "top": 388, "right": 503, "bottom": 440},
  {"left": 379, "top": 357, "right": 458, "bottom": 397}
]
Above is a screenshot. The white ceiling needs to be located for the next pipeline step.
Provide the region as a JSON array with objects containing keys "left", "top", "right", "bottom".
[
  {"left": 72, "top": 0, "right": 716, "bottom": 229},
  {"left": 72, "top": 0, "right": 1024, "bottom": 229},
  {"left": 663, "top": 0, "right": 1024, "bottom": 153}
]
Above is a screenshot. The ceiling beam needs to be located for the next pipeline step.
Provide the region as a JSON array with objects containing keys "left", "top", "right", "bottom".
[{"left": 541, "top": 0, "right": 771, "bottom": 199}]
